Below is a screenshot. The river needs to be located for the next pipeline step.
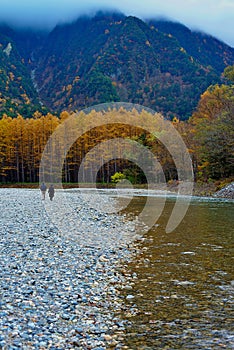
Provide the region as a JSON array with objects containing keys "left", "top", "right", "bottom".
[
  {"left": 0, "top": 189, "right": 233, "bottom": 348},
  {"left": 116, "top": 195, "right": 234, "bottom": 349}
]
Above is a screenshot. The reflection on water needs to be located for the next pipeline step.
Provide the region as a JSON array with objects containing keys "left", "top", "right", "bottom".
[{"left": 117, "top": 196, "right": 234, "bottom": 349}]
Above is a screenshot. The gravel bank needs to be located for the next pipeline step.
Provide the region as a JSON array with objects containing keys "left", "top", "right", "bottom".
[
  {"left": 214, "top": 182, "right": 234, "bottom": 199},
  {"left": 0, "top": 188, "right": 140, "bottom": 349}
]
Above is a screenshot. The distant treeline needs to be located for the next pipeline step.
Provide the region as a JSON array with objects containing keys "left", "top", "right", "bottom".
[{"left": 0, "top": 110, "right": 178, "bottom": 183}]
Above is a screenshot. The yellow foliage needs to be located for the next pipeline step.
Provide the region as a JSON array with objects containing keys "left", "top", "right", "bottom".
[
  {"left": 66, "top": 84, "right": 72, "bottom": 91},
  {"left": 21, "top": 93, "right": 30, "bottom": 104},
  {"left": 172, "top": 116, "right": 179, "bottom": 124},
  {"left": 9, "top": 72, "right": 15, "bottom": 81}
]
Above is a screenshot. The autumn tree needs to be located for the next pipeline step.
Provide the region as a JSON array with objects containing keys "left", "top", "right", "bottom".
[
  {"left": 189, "top": 66, "right": 234, "bottom": 180},
  {"left": 223, "top": 65, "right": 234, "bottom": 83}
]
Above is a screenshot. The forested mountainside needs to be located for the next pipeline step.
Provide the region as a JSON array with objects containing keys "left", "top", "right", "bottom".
[
  {"left": 0, "top": 12, "right": 234, "bottom": 119},
  {"left": 0, "top": 25, "right": 47, "bottom": 117},
  {"left": 148, "top": 19, "right": 234, "bottom": 74}
]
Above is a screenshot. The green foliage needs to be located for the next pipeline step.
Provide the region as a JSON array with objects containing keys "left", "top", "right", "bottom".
[
  {"left": 84, "top": 70, "right": 120, "bottom": 103},
  {"left": 123, "top": 167, "right": 146, "bottom": 184},
  {"left": 197, "top": 111, "right": 234, "bottom": 179},
  {"left": 223, "top": 65, "right": 234, "bottom": 83},
  {"left": 111, "top": 172, "right": 126, "bottom": 183}
]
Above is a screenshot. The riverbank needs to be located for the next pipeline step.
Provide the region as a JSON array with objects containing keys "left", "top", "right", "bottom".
[
  {"left": 1, "top": 179, "right": 233, "bottom": 198},
  {"left": 1, "top": 188, "right": 233, "bottom": 349},
  {"left": 213, "top": 182, "right": 234, "bottom": 199},
  {"left": 0, "top": 188, "right": 141, "bottom": 349}
]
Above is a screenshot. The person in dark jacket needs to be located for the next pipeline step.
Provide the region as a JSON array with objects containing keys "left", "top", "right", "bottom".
[
  {"left": 48, "top": 184, "right": 55, "bottom": 201},
  {"left": 40, "top": 182, "right": 47, "bottom": 200}
]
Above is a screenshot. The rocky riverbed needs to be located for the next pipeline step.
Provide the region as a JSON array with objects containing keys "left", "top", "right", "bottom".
[
  {"left": 1, "top": 187, "right": 233, "bottom": 349},
  {"left": 0, "top": 188, "right": 141, "bottom": 349}
]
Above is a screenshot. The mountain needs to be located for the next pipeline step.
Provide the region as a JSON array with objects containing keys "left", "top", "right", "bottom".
[
  {"left": 0, "top": 25, "right": 48, "bottom": 117},
  {"left": 0, "top": 13, "right": 234, "bottom": 119},
  {"left": 148, "top": 19, "right": 234, "bottom": 73}
]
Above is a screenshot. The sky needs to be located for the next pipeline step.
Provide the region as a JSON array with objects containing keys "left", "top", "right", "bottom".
[{"left": 0, "top": 0, "right": 234, "bottom": 47}]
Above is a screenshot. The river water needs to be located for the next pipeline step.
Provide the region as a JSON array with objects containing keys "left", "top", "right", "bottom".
[{"left": 116, "top": 195, "right": 234, "bottom": 349}]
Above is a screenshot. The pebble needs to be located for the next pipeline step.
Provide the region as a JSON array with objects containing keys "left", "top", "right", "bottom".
[
  {"left": 126, "top": 295, "right": 135, "bottom": 300},
  {"left": 0, "top": 188, "right": 139, "bottom": 349}
]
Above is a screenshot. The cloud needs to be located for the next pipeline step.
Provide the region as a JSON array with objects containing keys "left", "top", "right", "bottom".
[{"left": 0, "top": 0, "right": 233, "bottom": 47}]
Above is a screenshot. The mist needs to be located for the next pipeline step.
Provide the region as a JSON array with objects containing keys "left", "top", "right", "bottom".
[{"left": 0, "top": 0, "right": 234, "bottom": 47}]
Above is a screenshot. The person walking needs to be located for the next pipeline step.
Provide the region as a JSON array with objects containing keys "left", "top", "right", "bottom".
[
  {"left": 40, "top": 182, "right": 47, "bottom": 200},
  {"left": 48, "top": 184, "right": 55, "bottom": 201}
]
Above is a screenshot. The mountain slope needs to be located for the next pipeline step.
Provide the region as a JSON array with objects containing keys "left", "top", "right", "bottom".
[
  {"left": 0, "top": 25, "right": 48, "bottom": 117},
  {"left": 34, "top": 14, "right": 233, "bottom": 119},
  {"left": 0, "top": 13, "right": 234, "bottom": 119},
  {"left": 94, "top": 15, "right": 220, "bottom": 118},
  {"left": 148, "top": 19, "right": 234, "bottom": 73}
]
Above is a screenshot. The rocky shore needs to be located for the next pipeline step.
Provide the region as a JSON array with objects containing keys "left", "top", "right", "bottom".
[
  {"left": 1, "top": 181, "right": 234, "bottom": 200},
  {"left": 0, "top": 187, "right": 233, "bottom": 349},
  {"left": 0, "top": 188, "right": 140, "bottom": 349},
  {"left": 213, "top": 182, "right": 234, "bottom": 199}
]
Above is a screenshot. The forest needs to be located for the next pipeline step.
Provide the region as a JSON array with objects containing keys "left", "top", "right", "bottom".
[{"left": 0, "top": 66, "right": 233, "bottom": 186}]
